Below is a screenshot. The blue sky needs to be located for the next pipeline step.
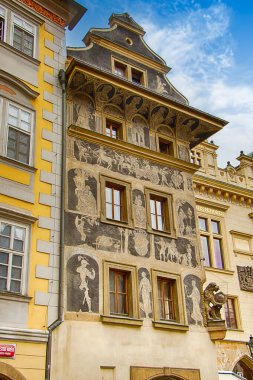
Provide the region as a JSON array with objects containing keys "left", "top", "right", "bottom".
[{"left": 66, "top": 0, "right": 253, "bottom": 167}]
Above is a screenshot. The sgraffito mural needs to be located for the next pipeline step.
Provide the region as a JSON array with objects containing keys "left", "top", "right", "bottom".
[
  {"left": 184, "top": 274, "right": 203, "bottom": 326},
  {"left": 154, "top": 236, "right": 198, "bottom": 267},
  {"left": 128, "top": 229, "right": 150, "bottom": 257},
  {"left": 132, "top": 189, "right": 146, "bottom": 228},
  {"left": 138, "top": 268, "right": 152, "bottom": 318},
  {"left": 176, "top": 200, "right": 196, "bottom": 237},
  {"left": 67, "top": 254, "right": 99, "bottom": 312}
]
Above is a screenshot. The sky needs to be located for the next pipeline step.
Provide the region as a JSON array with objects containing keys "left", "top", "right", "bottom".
[{"left": 66, "top": 0, "right": 253, "bottom": 168}]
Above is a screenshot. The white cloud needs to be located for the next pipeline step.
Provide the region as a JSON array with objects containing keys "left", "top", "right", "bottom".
[{"left": 137, "top": 2, "right": 253, "bottom": 166}]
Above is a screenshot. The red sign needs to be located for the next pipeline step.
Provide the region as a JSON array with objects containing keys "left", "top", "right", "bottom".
[{"left": 0, "top": 344, "right": 16, "bottom": 359}]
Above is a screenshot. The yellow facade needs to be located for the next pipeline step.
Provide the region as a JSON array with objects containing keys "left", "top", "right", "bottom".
[{"left": 0, "top": 1, "right": 86, "bottom": 379}]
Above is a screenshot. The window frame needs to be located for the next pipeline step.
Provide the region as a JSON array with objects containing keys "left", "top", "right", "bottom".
[
  {"left": 112, "top": 57, "right": 147, "bottom": 87},
  {"left": 103, "top": 115, "right": 125, "bottom": 141},
  {"left": 190, "top": 149, "right": 204, "bottom": 168},
  {"left": 224, "top": 296, "right": 242, "bottom": 331},
  {"left": 102, "top": 261, "right": 142, "bottom": 326},
  {"left": 151, "top": 269, "right": 188, "bottom": 331},
  {"left": 0, "top": 98, "right": 35, "bottom": 166},
  {"left": 100, "top": 175, "right": 133, "bottom": 228},
  {"left": 0, "top": 6, "right": 6, "bottom": 42},
  {"left": 0, "top": 218, "right": 29, "bottom": 295},
  {"left": 145, "top": 188, "right": 175, "bottom": 238},
  {"left": 10, "top": 13, "right": 36, "bottom": 58},
  {"left": 156, "top": 133, "right": 176, "bottom": 157},
  {"left": 198, "top": 214, "right": 227, "bottom": 270}
]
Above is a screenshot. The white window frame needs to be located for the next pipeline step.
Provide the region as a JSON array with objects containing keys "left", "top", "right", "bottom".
[
  {"left": 0, "top": 5, "right": 7, "bottom": 43},
  {"left": 11, "top": 13, "right": 36, "bottom": 57},
  {"left": 0, "top": 219, "right": 29, "bottom": 295}
]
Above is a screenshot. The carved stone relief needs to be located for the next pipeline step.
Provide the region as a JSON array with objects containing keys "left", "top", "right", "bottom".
[
  {"left": 204, "top": 282, "right": 227, "bottom": 320},
  {"left": 128, "top": 116, "right": 149, "bottom": 148},
  {"left": 68, "top": 169, "right": 97, "bottom": 216},
  {"left": 138, "top": 268, "right": 152, "bottom": 318},
  {"left": 237, "top": 266, "right": 253, "bottom": 291},
  {"left": 154, "top": 236, "right": 197, "bottom": 267},
  {"left": 132, "top": 189, "right": 146, "bottom": 228},
  {"left": 74, "top": 139, "right": 184, "bottom": 189},
  {"left": 67, "top": 254, "right": 99, "bottom": 313},
  {"left": 177, "top": 201, "right": 196, "bottom": 236},
  {"left": 184, "top": 275, "right": 203, "bottom": 326},
  {"left": 128, "top": 229, "right": 150, "bottom": 257},
  {"left": 73, "top": 95, "right": 95, "bottom": 131}
]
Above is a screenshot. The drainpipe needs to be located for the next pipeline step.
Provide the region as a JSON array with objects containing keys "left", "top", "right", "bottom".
[{"left": 45, "top": 69, "right": 66, "bottom": 380}]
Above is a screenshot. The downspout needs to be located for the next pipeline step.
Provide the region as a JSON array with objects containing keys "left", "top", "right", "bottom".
[{"left": 45, "top": 69, "right": 66, "bottom": 380}]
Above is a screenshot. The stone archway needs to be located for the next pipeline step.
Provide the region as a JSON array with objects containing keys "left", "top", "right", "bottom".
[
  {"left": 233, "top": 355, "right": 253, "bottom": 380},
  {"left": 0, "top": 362, "right": 27, "bottom": 380}
]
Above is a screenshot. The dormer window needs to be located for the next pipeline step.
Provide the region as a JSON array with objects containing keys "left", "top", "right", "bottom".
[{"left": 112, "top": 57, "right": 146, "bottom": 87}]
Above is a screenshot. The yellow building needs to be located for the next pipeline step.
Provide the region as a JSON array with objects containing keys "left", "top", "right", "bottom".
[
  {"left": 0, "top": 1, "right": 86, "bottom": 379},
  {"left": 192, "top": 142, "right": 253, "bottom": 379}
]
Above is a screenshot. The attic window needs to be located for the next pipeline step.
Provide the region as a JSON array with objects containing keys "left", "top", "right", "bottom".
[
  {"left": 131, "top": 68, "right": 143, "bottom": 85},
  {"left": 114, "top": 61, "right": 127, "bottom": 78},
  {"left": 112, "top": 58, "right": 146, "bottom": 87}
]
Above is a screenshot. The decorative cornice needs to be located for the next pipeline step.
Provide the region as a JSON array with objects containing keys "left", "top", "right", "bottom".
[
  {"left": 0, "top": 327, "right": 48, "bottom": 342},
  {"left": 19, "top": 0, "right": 65, "bottom": 26},
  {"left": 230, "top": 230, "right": 253, "bottom": 238},
  {"left": 68, "top": 125, "right": 199, "bottom": 174},
  {"left": 196, "top": 198, "right": 230, "bottom": 211},
  {"left": 0, "top": 206, "right": 38, "bottom": 224}
]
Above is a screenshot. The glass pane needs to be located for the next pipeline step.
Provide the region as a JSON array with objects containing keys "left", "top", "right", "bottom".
[
  {"left": 156, "top": 200, "right": 162, "bottom": 216},
  {"left": 114, "top": 205, "right": 121, "bottom": 221},
  {"left": 0, "top": 265, "right": 8, "bottom": 277},
  {"left": 158, "top": 299, "right": 163, "bottom": 319},
  {"left": 20, "top": 110, "right": 31, "bottom": 132},
  {"left": 117, "top": 273, "right": 125, "bottom": 292},
  {"left": 113, "top": 189, "right": 121, "bottom": 206},
  {"left": 0, "top": 252, "right": 9, "bottom": 264},
  {"left": 110, "top": 292, "right": 115, "bottom": 313},
  {"left": 150, "top": 199, "right": 155, "bottom": 214},
  {"left": 14, "top": 227, "right": 25, "bottom": 241},
  {"left": 198, "top": 218, "right": 207, "bottom": 231},
  {"left": 10, "top": 280, "right": 21, "bottom": 293},
  {"left": 12, "top": 255, "right": 22, "bottom": 267},
  {"left": 111, "top": 128, "right": 117, "bottom": 139},
  {"left": 105, "top": 187, "right": 112, "bottom": 203},
  {"left": 109, "top": 270, "right": 115, "bottom": 291},
  {"left": 106, "top": 127, "right": 111, "bottom": 137},
  {"left": 118, "top": 294, "right": 127, "bottom": 314},
  {"left": 211, "top": 220, "right": 220, "bottom": 234},
  {"left": 106, "top": 203, "right": 112, "bottom": 219},
  {"left": 200, "top": 236, "right": 211, "bottom": 266},
  {"left": 213, "top": 238, "right": 224, "bottom": 269},
  {"left": 0, "top": 236, "right": 10, "bottom": 249},
  {"left": 151, "top": 213, "right": 156, "bottom": 229},
  {"left": 11, "top": 267, "right": 22, "bottom": 279},
  {"left": 0, "top": 278, "right": 7, "bottom": 290},
  {"left": 157, "top": 215, "right": 164, "bottom": 231},
  {"left": 18, "top": 153, "right": 29, "bottom": 164},
  {"left": 0, "top": 223, "right": 11, "bottom": 236}
]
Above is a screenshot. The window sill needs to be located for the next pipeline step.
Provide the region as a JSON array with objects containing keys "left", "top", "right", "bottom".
[
  {"left": 100, "top": 216, "right": 134, "bottom": 230},
  {"left": 0, "top": 40, "right": 40, "bottom": 66},
  {"left": 147, "top": 228, "right": 176, "bottom": 239},
  {"left": 226, "top": 328, "right": 244, "bottom": 333},
  {"left": 0, "top": 155, "right": 37, "bottom": 173},
  {"left": 205, "top": 267, "right": 234, "bottom": 276},
  {"left": 152, "top": 320, "right": 189, "bottom": 331},
  {"left": 0, "top": 291, "right": 32, "bottom": 303},
  {"left": 101, "top": 314, "right": 143, "bottom": 327}
]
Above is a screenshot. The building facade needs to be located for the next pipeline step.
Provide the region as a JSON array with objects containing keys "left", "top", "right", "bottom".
[
  {"left": 51, "top": 14, "right": 229, "bottom": 380},
  {"left": 192, "top": 142, "right": 253, "bottom": 379},
  {"left": 0, "top": 1, "right": 85, "bottom": 379}
]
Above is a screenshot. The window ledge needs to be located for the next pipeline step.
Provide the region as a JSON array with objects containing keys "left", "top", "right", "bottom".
[
  {"left": 205, "top": 267, "right": 234, "bottom": 275},
  {"left": 100, "top": 217, "right": 134, "bottom": 230},
  {"left": 152, "top": 320, "right": 189, "bottom": 331},
  {"left": 0, "top": 291, "right": 32, "bottom": 303},
  {"left": 0, "top": 155, "right": 37, "bottom": 173},
  {"left": 0, "top": 40, "right": 40, "bottom": 66},
  {"left": 227, "top": 328, "right": 244, "bottom": 333},
  {"left": 147, "top": 228, "right": 176, "bottom": 239},
  {"left": 101, "top": 315, "right": 143, "bottom": 327}
]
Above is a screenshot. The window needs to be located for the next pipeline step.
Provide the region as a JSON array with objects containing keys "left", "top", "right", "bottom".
[
  {"left": 6, "top": 103, "right": 32, "bottom": 164},
  {"left": 102, "top": 261, "right": 141, "bottom": 326},
  {"left": 109, "top": 269, "right": 129, "bottom": 315},
  {"left": 158, "top": 138, "right": 174, "bottom": 156},
  {"left": 105, "top": 118, "right": 122, "bottom": 139},
  {"left": 224, "top": 297, "right": 239, "bottom": 329},
  {"left": 0, "top": 220, "right": 28, "bottom": 294},
  {"left": 191, "top": 149, "right": 203, "bottom": 166},
  {"left": 100, "top": 176, "right": 133, "bottom": 227},
  {"left": 0, "top": 6, "right": 37, "bottom": 58},
  {"left": 152, "top": 270, "right": 187, "bottom": 330},
  {"left": 112, "top": 58, "right": 146, "bottom": 86},
  {"left": 146, "top": 189, "right": 174, "bottom": 236},
  {"left": 198, "top": 216, "right": 225, "bottom": 269},
  {"left": 157, "top": 277, "right": 176, "bottom": 321}
]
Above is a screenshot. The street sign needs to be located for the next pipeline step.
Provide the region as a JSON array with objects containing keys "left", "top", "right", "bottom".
[{"left": 0, "top": 344, "right": 16, "bottom": 359}]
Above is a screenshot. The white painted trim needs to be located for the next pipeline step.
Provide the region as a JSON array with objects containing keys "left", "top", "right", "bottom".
[{"left": 0, "top": 327, "right": 48, "bottom": 342}]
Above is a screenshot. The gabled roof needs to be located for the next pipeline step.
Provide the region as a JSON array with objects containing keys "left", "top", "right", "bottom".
[{"left": 109, "top": 13, "right": 145, "bottom": 35}]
